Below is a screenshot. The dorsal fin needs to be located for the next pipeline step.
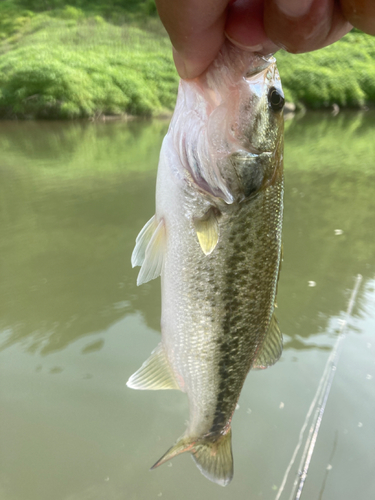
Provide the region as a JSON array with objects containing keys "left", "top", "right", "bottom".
[
  {"left": 131, "top": 215, "right": 166, "bottom": 286},
  {"left": 193, "top": 207, "right": 219, "bottom": 256},
  {"left": 126, "top": 343, "right": 180, "bottom": 391},
  {"left": 252, "top": 313, "right": 283, "bottom": 370}
]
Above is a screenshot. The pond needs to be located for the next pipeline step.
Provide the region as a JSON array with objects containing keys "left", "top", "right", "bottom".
[{"left": 0, "top": 112, "right": 374, "bottom": 500}]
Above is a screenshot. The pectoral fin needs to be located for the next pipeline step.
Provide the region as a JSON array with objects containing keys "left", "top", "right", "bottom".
[
  {"left": 131, "top": 216, "right": 165, "bottom": 286},
  {"left": 252, "top": 313, "right": 283, "bottom": 370},
  {"left": 194, "top": 207, "right": 219, "bottom": 256},
  {"left": 126, "top": 343, "right": 180, "bottom": 391}
]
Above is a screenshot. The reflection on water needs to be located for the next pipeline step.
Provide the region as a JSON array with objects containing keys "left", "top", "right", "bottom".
[
  {"left": 0, "top": 113, "right": 374, "bottom": 500},
  {"left": 0, "top": 120, "right": 167, "bottom": 354}
]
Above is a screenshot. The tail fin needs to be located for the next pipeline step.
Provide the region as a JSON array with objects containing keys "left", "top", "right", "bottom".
[{"left": 151, "top": 429, "right": 233, "bottom": 487}]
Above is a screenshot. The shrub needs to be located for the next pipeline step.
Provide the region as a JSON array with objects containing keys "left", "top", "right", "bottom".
[
  {"left": 0, "top": 6, "right": 374, "bottom": 118},
  {"left": 277, "top": 31, "right": 375, "bottom": 108},
  {"left": 0, "top": 15, "right": 177, "bottom": 118}
]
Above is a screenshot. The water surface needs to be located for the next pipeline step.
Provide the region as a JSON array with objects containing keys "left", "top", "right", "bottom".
[{"left": 0, "top": 113, "right": 374, "bottom": 500}]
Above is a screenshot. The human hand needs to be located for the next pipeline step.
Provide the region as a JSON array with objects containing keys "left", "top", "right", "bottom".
[{"left": 155, "top": 0, "right": 375, "bottom": 79}]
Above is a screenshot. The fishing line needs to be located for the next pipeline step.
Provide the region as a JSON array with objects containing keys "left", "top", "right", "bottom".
[{"left": 275, "top": 274, "right": 363, "bottom": 500}]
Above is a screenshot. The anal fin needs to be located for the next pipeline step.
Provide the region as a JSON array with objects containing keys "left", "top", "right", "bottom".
[
  {"left": 131, "top": 215, "right": 166, "bottom": 286},
  {"left": 252, "top": 313, "right": 283, "bottom": 370},
  {"left": 126, "top": 343, "right": 180, "bottom": 391}
]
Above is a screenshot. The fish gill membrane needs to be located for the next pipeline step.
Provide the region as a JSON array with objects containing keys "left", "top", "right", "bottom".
[{"left": 128, "top": 41, "right": 285, "bottom": 486}]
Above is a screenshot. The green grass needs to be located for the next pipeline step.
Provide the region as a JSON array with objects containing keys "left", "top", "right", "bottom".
[
  {"left": 0, "top": 1, "right": 35, "bottom": 40},
  {"left": 0, "top": 1, "right": 374, "bottom": 118},
  {"left": 0, "top": 3, "right": 178, "bottom": 118},
  {"left": 277, "top": 31, "right": 375, "bottom": 109}
]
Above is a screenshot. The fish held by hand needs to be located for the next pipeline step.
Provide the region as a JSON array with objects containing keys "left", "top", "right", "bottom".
[{"left": 128, "top": 41, "right": 285, "bottom": 486}]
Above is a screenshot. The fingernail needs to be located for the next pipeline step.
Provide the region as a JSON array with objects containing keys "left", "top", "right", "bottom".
[
  {"left": 172, "top": 48, "right": 188, "bottom": 79},
  {"left": 275, "top": 0, "right": 314, "bottom": 18},
  {"left": 172, "top": 47, "right": 204, "bottom": 80},
  {"left": 225, "top": 32, "right": 263, "bottom": 53}
]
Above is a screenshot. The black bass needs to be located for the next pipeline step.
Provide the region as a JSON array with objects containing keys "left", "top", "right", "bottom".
[{"left": 127, "top": 42, "right": 284, "bottom": 486}]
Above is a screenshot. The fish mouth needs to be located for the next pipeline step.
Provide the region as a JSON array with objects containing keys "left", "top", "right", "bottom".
[
  {"left": 245, "top": 55, "right": 276, "bottom": 78},
  {"left": 244, "top": 145, "right": 273, "bottom": 156}
]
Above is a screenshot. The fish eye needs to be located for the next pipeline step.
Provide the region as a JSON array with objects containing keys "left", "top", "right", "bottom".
[{"left": 268, "top": 87, "right": 285, "bottom": 112}]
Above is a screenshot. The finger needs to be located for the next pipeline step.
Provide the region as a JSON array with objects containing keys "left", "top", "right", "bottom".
[
  {"left": 155, "top": 0, "right": 228, "bottom": 79},
  {"left": 340, "top": 0, "right": 375, "bottom": 34},
  {"left": 225, "top": 0, "right": 279, "bottom": 55},
  {"left": 263, "top": 0, "right": 352, "bottom": 53}
]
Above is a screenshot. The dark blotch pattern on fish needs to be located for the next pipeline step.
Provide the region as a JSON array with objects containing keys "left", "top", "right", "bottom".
[{"left": 208, "top": 181, "right": 283, "bottom": 436}]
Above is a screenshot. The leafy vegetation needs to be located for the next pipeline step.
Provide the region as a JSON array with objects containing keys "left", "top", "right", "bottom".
[
  {"left": 0, "top": 2, "right": 177, "bottom": 118},
  {"left": 0, "top": 1, "right": 374, "bottom": 118},
  {"left": 14, "top": 0, "right": 157, "bottom": 18},
  {"left": 278, "top": 31, "right": 375, "bottom": 109}
]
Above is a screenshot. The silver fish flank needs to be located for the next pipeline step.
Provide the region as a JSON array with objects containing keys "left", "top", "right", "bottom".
[{"left": 128, "top": 42, "right": 284, "bottom": 486}]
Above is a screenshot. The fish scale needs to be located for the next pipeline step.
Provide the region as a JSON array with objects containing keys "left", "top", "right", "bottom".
[{"left": 128, "top": 41, "right": 285, "bottom": 486}]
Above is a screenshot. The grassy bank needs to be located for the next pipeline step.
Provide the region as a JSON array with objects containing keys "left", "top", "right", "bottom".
[
  {"left": 278, "top": 31, "right": 375, "bottom": 109},
  {"left": 0, "top": 1, "right": 374, "bottom": 118},
  {"left": 0, "top": 1, "right": 177, "bottom": 118}
]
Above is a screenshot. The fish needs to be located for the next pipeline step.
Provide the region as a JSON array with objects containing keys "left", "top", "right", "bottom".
[{"left": 127, "top": 41, "right": 285, "bottom": 486}]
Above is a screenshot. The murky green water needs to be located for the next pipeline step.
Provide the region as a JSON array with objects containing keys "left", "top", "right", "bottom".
[{"left": 0, "top": 113, "right": 374, "bottom": 500}]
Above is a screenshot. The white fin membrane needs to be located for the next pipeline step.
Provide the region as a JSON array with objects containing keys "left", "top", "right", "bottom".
[
  {"left": 131, "top": 215, "right": 156, "bottom": 267},
  {"left": 126, "top": 343, "right": 180, "bottom": 391},
  {"left": 131, "top": 216, "right": 165, "bottom": 286}
]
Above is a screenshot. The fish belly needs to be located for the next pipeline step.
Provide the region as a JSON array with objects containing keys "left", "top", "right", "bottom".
[{"left": 157, "top": 142, "right": 283, "bottom": 439}]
